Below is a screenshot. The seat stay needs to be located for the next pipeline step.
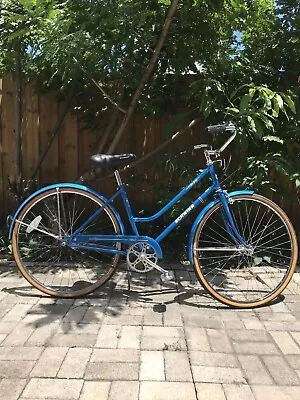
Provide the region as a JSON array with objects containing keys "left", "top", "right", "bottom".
[{"left": 70, "top": 188, "right": 123, "bottom": 237}]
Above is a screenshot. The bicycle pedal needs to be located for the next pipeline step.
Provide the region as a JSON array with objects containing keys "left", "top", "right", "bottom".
[{"left": 160, "top": 271, "right": 175, "bottom": 283}]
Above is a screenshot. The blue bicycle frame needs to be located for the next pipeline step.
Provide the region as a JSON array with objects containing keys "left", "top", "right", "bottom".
[{"left": 63, "top": 163, "right": 251, "bottom": 261}]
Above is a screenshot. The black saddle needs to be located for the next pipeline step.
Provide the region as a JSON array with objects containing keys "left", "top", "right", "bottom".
[{"left": 90, "top": 153, "right": 136, "bottom": 169}]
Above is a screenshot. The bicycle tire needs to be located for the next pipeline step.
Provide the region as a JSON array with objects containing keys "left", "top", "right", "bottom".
[
  {"left": 12, "top": 187, "right": 122, "bottom": 297},
  {"left": 193, "top": 194, "right": 298, "bottom": 308}
]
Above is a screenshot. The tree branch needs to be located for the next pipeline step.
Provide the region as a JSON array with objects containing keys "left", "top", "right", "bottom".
[
  {"left": 107, "top": 0, "right": 180, "bottom": 154},
  {"left": 73, "top": 56, "right": 126, "bottom": 114}
]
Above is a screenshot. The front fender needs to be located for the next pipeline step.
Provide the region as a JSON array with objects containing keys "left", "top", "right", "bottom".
[
  {"left": 9, "top": 183, "right": 125, "bottom": 239},
  {"left": 187, "top": 190, "right": 255, "bottom": 264}
]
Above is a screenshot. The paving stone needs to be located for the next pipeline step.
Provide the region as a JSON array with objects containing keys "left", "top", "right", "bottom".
[
  {"left": 118, "top": 325, "right": 141, "bottom": 349},
  {"left": 22, "top": 378, "right": 83, "bottom": 399},
  {"left": 26, "top": 321, "right": 61, "bottom": 346},
  {"left": 85, "top": 362, "right": 139, "bottom": 381},
  {"left": 79, "top": 381, "right": 110, "bottom": 400},
  {"left": 189, "top": 351, "right": 237, "bottom": 368},
  {"left": 233, "top": 341, "right": 279, "bottom": 355},
  {"left": 0, "top": 322, "right": 18, "bottom": 334},
  {"left": 259, "top": 312, "right": 296, "bottom": 322},
  {"left": 143, "top": 326, "right": 184, "bottom": 337},
  {"left": 30, "top": 347, "right": 68, "bottom": 377},
  {"left": 2, "top": 304, "right": 33, "bottom": 322},
  {"left": 270, "top": 331, "right": 300, "bottom": 354},
  {"left": 109, "top": 381, "right": 139, "bottom": 400},
  {"left": 242, "top": 318, "right": 265, "bottom": 330},
  {"left": 262, "top": 355, "right": 300, "bottom": 385},
  {"left": 163, "top": 304, "right": 183, "bottom": 327},
  {"left": 263, "top": 321, "right": 300, "bottom": 331},
  {"left": 141, "top": 325, "right": 186, "bottom": 351},
  {"left": 139, "top": 381, "right": 197, "bottom": 400},
  {"left": 81, "top": 307, "right": 105, "bottom": 324},
  {"left": 102, "top": 314, "right": 143, "bottom": 326},
  {"left": 143, "top": 307, "right": 163, "bottom": 325},
  {"left": 91, "top": 349, "right": 139, "bottom": 363},
  {"left": 95, "top": 324, "right": 121, "bottom": 348},
  {"left": 140, "top": 351, "right": 165, "bottom": 381},
  {"left": 290, "top": 332, "right": 300, "bottom": 347},
  {"left": 2, "top": 323, "right": 36, "bottom": 346},
  {"left": 228, "top": 329, "right": 270, "bottom": 342},
  {"left": 286, "top": 355, "right": 300, "bottom": 370},
  {"left": 269, "top": 302, "right": 291, "bottom": 313},
  {"left": 64, "top": 305, "right": 88, "bottom": 324},
  {"left": 238, "top": 355, "right": 273, "bottom": 385},
  {"left": 183, "top": 314, "right": 223, "bottom": 329},
  {"left": 57, "top": 322, "right": 100, "bottom": 335},
  {"left": 192, "top": 365, "right": 246, "bottom": 384},
  {"left": 164, "top": 351, "right": 193, "bottom": 381},
  {"left": 223, "top": 384, "right": 255, "bottom": 400},
  {"left": 0, "top": 360, "right": 35, "bottom": 378},
  {"left": 58, "top": 347, "right": 92, "bottom": 378},
  {"left": 29, "top": 303, "right": 71, "bottom": 316},
  {"left": 141, "top": 336, "right": 187, "bottom": 351},
  {"left": 185, "top": 327, "right": 210, "bottom": 351},
  {"left": 0, "top": 378, "right": 27, "bottom": 400},
  {"left": 0, "top": 346, "right": 42, "bottom": 360},
  {"left": 251, "top": 385, "right": 300, "bottom": 400},
  {"left": 206, "top": 329, "right": 233, "bottom": 353},
  {"left": 47, "top": 333, "right": 97, "bottom": 347},
  {"left": 195, "top": 383, "right": 226, "bottom": 400}
]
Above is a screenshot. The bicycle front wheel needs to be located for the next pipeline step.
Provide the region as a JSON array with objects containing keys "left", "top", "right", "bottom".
[
  {"left": 193, "top": 194, "right": 298, "bottom": 308},
  {"left": 12, "top": 187, "right": 122, "bottom": 297}
]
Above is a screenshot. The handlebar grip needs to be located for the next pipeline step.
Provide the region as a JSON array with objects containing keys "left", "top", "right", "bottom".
[{"left": 206, "top": 123, "right": 235, "bottom": 135}]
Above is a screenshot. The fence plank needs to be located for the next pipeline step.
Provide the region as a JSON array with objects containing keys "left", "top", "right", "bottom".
[
  {"left": 59, "top": 108, "right": 78, "bottom": 182},
  {"left": 39, "top": 93, "right": 59, "bottom": 186},
  {"left": 23, "top": 80, "right": 39, "bottom": 179},
  {"left": 1, "top": 76, "right": 16, "bottom": 214}
]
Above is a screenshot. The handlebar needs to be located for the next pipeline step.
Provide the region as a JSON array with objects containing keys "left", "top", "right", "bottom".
[{"left": 201, "top": 123, "right": 236, "bottom": 165}]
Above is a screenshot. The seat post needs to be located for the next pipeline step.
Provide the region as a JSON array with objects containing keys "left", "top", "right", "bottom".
[{"left": 114, "top": 170, "right": 123, "bottom": 186}]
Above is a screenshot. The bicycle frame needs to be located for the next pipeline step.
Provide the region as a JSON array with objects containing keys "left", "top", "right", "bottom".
[{"left": 65, "top": 163, "right": 249, "bottom": 258}]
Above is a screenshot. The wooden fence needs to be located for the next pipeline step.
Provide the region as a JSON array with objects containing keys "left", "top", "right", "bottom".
[{"left": 0, "top": 75, "right": 299, "bottom": 228}]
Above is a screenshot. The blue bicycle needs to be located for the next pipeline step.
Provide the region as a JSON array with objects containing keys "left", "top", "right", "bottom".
[{"left": 9, "top": 123, "right": 298, "bottom": 307}]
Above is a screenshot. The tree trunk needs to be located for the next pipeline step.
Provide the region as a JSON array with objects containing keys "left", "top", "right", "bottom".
[{"left": 107, "top": 0, "right": 180, "bottom": 154}]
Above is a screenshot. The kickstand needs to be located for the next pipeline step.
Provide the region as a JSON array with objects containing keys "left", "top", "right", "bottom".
[{"left": 126, "top": 263, "right": 131, "bottom": 294}]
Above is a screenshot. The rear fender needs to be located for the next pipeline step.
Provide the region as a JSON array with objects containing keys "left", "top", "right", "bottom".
[{"left": 9, "top": 183, "right": 125, "bottom": 239}]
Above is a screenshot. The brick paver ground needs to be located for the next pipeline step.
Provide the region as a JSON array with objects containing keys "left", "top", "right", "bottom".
[{"left": 0, "top": 260, "right": 300, "bottom": 399}]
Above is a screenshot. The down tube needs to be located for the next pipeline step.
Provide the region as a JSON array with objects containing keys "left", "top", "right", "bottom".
[{"left": 155, "top": 185, "right": 216, "bottom": 243}]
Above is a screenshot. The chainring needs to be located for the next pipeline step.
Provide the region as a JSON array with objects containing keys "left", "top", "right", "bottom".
[{"left": 126, "top": 242, "right": 158, "bottom": 273}]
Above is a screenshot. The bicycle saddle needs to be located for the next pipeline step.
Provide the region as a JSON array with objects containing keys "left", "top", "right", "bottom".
[{"left": 91, "top": 153, "right": 136, "bottom": 169}]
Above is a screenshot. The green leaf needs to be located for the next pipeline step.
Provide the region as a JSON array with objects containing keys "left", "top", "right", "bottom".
[
  {"left": 281, "top": 93, "right": 296, "bottom": 114},
  {"left": 19, "top": 0, "right": 37, "bottom": 9},
  {"left": 262, "top": 136, "right": 284, "bottom": 144},
  {"left": 240, "top": 94, "right": 252, "bottom": 113}
]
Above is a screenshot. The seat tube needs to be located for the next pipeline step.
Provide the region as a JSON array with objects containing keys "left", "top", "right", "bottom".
[{"left": 119, "top": 184, "right": 139, "bottom": 235}]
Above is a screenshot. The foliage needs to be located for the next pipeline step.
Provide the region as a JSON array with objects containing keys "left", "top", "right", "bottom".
[
  {"left": 188, "top": 77, "right": 299, "bottom": 193},
  {"left": 0, "top": 227, "right": 12, "bottom": 255}
]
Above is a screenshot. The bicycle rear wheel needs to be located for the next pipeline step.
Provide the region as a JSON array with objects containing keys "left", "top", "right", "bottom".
[
  {"left": 12, "top": 187, "right": 122, "bottom": 297},
  {"left": 193, "top": 194, "right": 298, "bottom": 308}
]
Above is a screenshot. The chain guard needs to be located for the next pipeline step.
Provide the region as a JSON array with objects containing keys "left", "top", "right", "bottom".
[{"left": 126, "top": 242, "right": 158, "bottom": 273}]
